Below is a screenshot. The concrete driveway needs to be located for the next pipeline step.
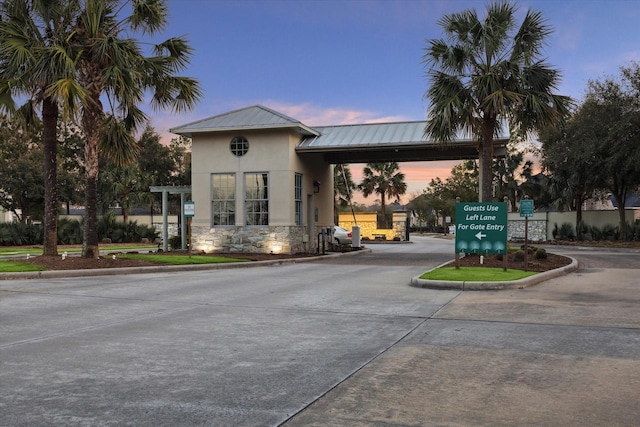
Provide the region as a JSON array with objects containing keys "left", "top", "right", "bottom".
[{"left": 1, "top": 237, "right": 639, "bottom": 426}]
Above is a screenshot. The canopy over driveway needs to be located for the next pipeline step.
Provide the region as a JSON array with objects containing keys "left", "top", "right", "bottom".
[{"left": 296, "top": 121, "right": 509, "bottom": 164}]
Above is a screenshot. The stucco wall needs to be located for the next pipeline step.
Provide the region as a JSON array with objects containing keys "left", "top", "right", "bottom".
[{"left": 189, "top": 128, "right": 334, "bottom": 253}]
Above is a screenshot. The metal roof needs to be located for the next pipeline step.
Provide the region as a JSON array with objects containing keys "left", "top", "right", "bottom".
[
  {"left": 170, "top": 105, "right": 510, "bottom": 163},
  {"left": 299, "top": 121, "right": 445, "bottom": 149},
  {"left": 297, "top": 121, "right": 509, "bottom": 164},
  {"left": 170, "top": 105, "right": 319, "bottom": 137}
]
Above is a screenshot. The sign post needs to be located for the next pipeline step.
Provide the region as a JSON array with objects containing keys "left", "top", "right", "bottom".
[
  {"left": 455, "top": 202, "right": 508, "bottom": 270},
  {"left": 183, "top": 201, "right": 195, "bottom": 257},
  {"left": 519, "top": 198, "right": 534, "bottom": 271}
]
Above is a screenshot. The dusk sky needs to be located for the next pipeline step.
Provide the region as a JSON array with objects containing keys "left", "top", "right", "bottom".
[{"left": 149, "top": 0, "right": 640, "bottom": 203}]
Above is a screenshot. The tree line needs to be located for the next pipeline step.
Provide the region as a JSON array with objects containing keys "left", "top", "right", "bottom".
[
  {"left": 0, "top": 0, "right": 201, "bottom": 258},
  {"left": 0, "top": 116, "right": 190, "bottom": 224},
  {"left": 2, "top": 0, "right": 638, "bottom": 252}
]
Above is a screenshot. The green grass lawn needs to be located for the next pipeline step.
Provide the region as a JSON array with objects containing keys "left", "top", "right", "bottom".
[
  {"left": 118, "top": 254, "right": 250, "bottom": 265},
  {"left": 420, "top": 266, "right": 537, "bottom": 282},
  {"left": 0, "top": 260, "right": 45, "bottom": 272},
  {"left": 0, "top": 248, "right": 42, "bottom": 256}
]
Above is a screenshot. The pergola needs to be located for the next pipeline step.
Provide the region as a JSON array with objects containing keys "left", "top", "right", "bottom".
[{"left": 149, "top": 186, "right": 192, "bottom": 252}]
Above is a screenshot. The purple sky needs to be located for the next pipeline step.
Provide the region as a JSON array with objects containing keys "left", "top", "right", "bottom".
[{"left": 147, "top": 0, "right": 640, "bottom": 202}]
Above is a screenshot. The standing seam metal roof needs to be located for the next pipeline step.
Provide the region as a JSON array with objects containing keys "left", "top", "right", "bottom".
[
  {"left": 297, "top": 121, "right": 480, "bottom": 150},
  {"left": 170, "top": 105, "right": 318, "bottom": 136},
  {"left": 170, "top": 105, "right": 509, "bottom": 150}
]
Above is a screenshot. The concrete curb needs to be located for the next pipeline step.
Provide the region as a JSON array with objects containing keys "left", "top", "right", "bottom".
[
  {"left": 410, "top": 255, "right": 578, "bottom": 291},
  {"left": 0, "top": 248, "right": 372, "bottom": 281}
]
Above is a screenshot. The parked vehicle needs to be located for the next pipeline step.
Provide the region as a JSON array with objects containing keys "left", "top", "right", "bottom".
[{"left": 333, "top": 226, "right": 352, "bottom": 245}]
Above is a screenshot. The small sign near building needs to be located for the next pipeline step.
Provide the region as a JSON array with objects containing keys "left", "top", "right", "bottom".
[
  {"left": 183, "top": 201, "right": 195, "bottom": 218},
  {"left": 520, "top": 199, "right": 534, "bottom": 217}
]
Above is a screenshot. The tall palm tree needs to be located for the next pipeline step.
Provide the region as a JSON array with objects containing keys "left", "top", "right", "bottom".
[
  {"left": 359, "top": 162, "right": 407, "bottom": 228},
  {"left": 0, "top": 0, "right": 78, "bottom": 256},
  {"left": 333, "top": 164, "right": 356, "bottom": 224},
  {"left": 423, "top": 1, "right": 572, "bottom": 202},
  {"left": 64, "top": 0, "right": 201, "bottom": 258}
]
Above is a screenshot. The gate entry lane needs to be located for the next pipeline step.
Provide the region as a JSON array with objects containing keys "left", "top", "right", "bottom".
[{"left": 284, "top": 245, "right": 640, "bottom": 427}]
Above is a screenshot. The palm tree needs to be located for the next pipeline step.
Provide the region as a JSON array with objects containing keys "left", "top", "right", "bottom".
[
  {"left": 359, "top": 162, "right": 407, "bottom": 228},
  {"left": 333, "top": 164, "right": 356, "bottom": 224},
  {"left": 423, "top": 1, "right": 572, "bottom": 202},
  {"left": 62, "top": 0, "right": 201, "bottom": 258},
  {"left": 0, "top": 0, "right": 78, "bottom": 256}
]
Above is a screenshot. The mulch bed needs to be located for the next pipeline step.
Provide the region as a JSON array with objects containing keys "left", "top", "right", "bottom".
[
  {"left": 443, "top": 251, "right": 572, "bottom": 272},
  {"left": 19, "top": 251, "right": 321, "bottom": 271}
]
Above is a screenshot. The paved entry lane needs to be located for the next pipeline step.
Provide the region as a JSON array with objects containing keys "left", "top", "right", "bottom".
[
  {"left": 0, "top": 237, "right": 458, "bottom": 426},
  {"left": 284, "top": 246, "right": 640, "bottom": 427}
]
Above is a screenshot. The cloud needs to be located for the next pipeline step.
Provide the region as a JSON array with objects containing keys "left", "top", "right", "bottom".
[
  {"left": 263, "top": 101, "right": 413, "bottom": 126},
  {"left": 151, "top": 100, "right": 417, "bottom": 145}
]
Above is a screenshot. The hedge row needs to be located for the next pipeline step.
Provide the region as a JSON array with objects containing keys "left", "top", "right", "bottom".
[{"left": 0, "top": 216, "right": 159, "bottom": 246}]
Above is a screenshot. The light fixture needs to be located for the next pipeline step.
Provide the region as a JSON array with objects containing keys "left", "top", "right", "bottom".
[{"left": 313, "top": 180, "right": 321, "bottom": 194}]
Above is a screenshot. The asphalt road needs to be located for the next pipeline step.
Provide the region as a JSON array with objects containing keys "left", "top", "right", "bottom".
[{"left": 1, "top": 237, "right": 639, "bottom": 426}]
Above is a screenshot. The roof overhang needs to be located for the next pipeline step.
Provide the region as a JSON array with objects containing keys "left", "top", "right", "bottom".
[{"left": 296, "top": 140, "right": 508, "bottom": 163}]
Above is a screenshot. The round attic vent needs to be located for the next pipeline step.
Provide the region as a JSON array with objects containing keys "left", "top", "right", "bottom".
[{"left": 230, "top": 136, "right": 249, "bottom": 157}]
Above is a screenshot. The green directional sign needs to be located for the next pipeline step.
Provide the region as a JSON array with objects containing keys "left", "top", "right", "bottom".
[
  {"left": 519, "top": 199, "right": 534, "bottom": 217},
  {"left": 455, "top": 202, "right": 508, "bottom": 254}
]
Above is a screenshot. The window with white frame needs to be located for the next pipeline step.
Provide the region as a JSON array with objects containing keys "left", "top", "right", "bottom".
[
  {"left": 211, "top": 173, "right": 235, "bottom": 226},
  {"left": 294, "top": 173, "right": 303, "bottom": 226},
  {"left": 245, "top": 173, "right": 268, "bottom": 225}
]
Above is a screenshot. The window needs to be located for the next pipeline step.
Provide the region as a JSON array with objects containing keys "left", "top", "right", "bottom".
[
  {"left": 294, "top": 173, "right": 303, "bottom": 226},
  {"left": 230, "top": 136, "right": 249, "bottom": 157},
  {"left": 245, "top": 173, "right": 269, "bottom": 225},
  {"left": 212, "top": 173, "right": 235, "bottom": 226}
]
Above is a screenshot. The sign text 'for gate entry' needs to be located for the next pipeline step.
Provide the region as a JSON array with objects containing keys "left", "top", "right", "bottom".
[{"left": 455, "top": 202, "right": 508, "bottom": 255}]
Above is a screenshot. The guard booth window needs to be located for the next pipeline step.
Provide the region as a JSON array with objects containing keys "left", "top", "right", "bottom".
[
  {"left": 211, "top": 173, "right": 235, "bottom": 226},
  {"left": 245, "top": 173, "right": 269, "bottom": 225},
  {"left": 294, "top": 173, "right": 303, "bottom": 225}
]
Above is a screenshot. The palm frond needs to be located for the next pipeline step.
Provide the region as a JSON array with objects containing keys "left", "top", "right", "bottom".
[
  {"left": 128, "top": 0, "right": 168, "bottom": 35},
  {"left": 99, "top": 114, "right": 139, "bottom": 167}
]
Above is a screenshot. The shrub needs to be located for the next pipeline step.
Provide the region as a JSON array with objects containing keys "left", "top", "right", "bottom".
[
  {"left": 589, "top": 224, "right": 603, "bottom": 241},
  {"left": 631, "top": 220, "right": 640, "bottom": 241},
  {"left": 556, "top": 223, "right": 576, "bottom": 240},
  {"left": 0, "top": 222, "right": 43, "bottom": 246},
  {"left": 57, "top": 218, "right": 83, "bottom": 245},
  {"left": 601, "top": 224, "right": 618, "bottom": 241},
  {"left": 513, "top": 250, "right": 525, "bottom": 261},
  {"left": 169, "top": 235, "right": 182, "bottom": 250},
  {"left": 576, "top": 220, "right": 592, "bottom": 241},
  {"left": 97, "top": 213, "right": 159, "bottom": 243},
  {"left": 535, "top": 248, "right": 548, "bottom": 260}
]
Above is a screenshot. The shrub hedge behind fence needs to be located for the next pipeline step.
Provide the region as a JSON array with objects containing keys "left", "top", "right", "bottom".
[{"left": 0, "top": 216, "right": 159, "bottom": 246}]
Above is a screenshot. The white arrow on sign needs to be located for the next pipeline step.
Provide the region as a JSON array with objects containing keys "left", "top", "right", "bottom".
[{"left": 475, "top": 231, "right": 487, "bottom": 240}]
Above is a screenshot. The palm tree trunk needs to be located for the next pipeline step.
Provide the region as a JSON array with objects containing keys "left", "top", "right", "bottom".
[
  {"left": 82, "top": 104, "right": 101, "bottom": 258},
  {"left": 83, "top": 154, "right": 100, "bottom": 258},
  {"left": 479, "top": 121, "right": 496, "bottom": 203},
  {"left": 613, "top": 193, "right": 628, "bottom": 239},
  {"left": 42, "top": 97, "right": 59, "bottom": 256},
  {"left": 380, "top": 193, "right": 387, "bottom": 228},
  {"left": 575, "top": 192, "right": 584, "bottom": 239}
]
